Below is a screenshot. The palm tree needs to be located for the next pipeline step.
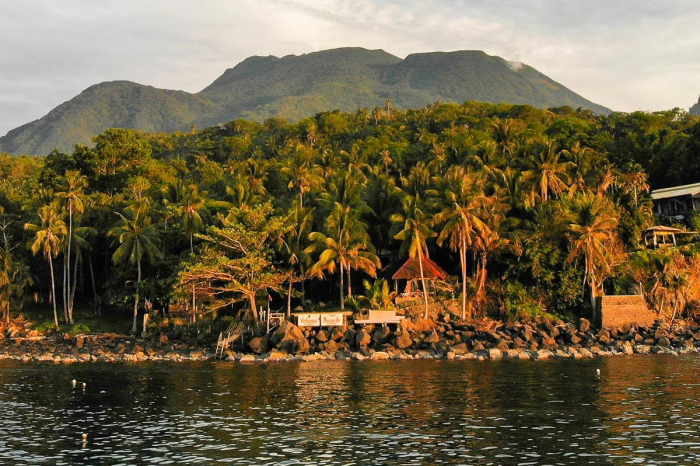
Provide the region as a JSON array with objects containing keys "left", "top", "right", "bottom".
[
  {"left": 307, "top": 203, "right": 380, "bottom": 310},
  {"left": 523, "top": 141, "right": 574, "bottom": 203},
  {"left": 281, "top": 144, "right": 323, "bottom": 207},
  {"left": 25, "top": 205, "right": 66, "bottom": 330},
  {"left": 56, "top": 170, "right": 87, "bottom": 324},
  {"left": 109, "top": 205, "right": 162, "bottom": 333},
  {"left": 392, "top": 195, "right": 437, "bottom": 318},
  {"left": 280, "top": 203, "right": 314, "bottom": 316},
  {"left": 565, "top": 193, "right": 620, "bottom": 317},
  {"left": 436, "top": 168, "right": 488, "bottom": 319},
  {"left": 176, "top": 184, "right": 207, "bottom": 254}
]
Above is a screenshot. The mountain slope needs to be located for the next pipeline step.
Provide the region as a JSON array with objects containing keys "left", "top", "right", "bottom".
[
  {"left": 691, "top": 96, "right": 700, "bottom": 115},
  {"left": 0, "top": 47, "right": 610, "bottom": 155}
]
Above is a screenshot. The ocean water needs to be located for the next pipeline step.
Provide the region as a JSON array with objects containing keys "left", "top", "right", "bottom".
[{"left": 1, "top": 355, "right": 699, "bottom": 465}]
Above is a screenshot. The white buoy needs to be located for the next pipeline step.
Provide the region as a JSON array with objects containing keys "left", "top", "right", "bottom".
[
  {"left": 82, "top": 382, "right": 87, "bottom": 389},
  {"left": 82, "top": 433, "right": 88, "bottom": 440},
  {"left": 596, "top": 368, "right": 601, "bottom": 376},
  {"left": 72, "top": 379, "right": 77, "bottom": 388}
]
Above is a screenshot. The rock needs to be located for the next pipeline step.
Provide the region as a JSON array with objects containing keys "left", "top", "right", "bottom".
[
  {"left": 449, "top": 342, "right": 468, "bottom": 355},
  {"left": 488, "top": 348, "right": 502, "bottom": 359},
  {"left": 351, "top": 352, "right": 366, "bottom": 361},
  {"left": 267, "top": 349, "right": 287, "bottom": 361},
  {"left": 248, "top": 336, "right": 269, "bottom": 354},
  {"left": 270, "top": 321, "right": 310, "bottom": 354},
  {"left": 446, "top": 352, "right": 455, "bottom": 360},
  {"left": 495, "top": 339, "right": 510, "bottom": 352},
  {"left": 75, "top": 336, "right": 85, "bottom": 349},
  {"left": 394, "top": 331, "right": 413, "bottom": 350},
  {"left": 324, "top": 339, "right": 339, "bottom": 354},
  {"left": 567, "top": 332, "right": 582, "bottom": 345},
  {"left": 372, "top": 326, "right": 392, "bottom": 345},
  {"left": 578, "top": 318, "right": 591, "bottom": 333},
  {"left": 412, "top": 318, "right": 435, "bottom": 332},
  {"left": 371, "top": 351, "right": 390, "bottom": 360},
  {"left": 330, "top": 327, "right": 345, "bottom": 341},
  {"left": 423, "top": 330, "right": 440, "bottom": 344},
  {"left": 471, "top": 341, "right": 485, "bottom": 352},
  {"left": 316, "top": 330, "right": 330, "bottom": 343},
  {"left": 355, "top": 329, "right": 371, "bottom": 347},
  {"left": 239, "top": 354, "right": 257, "bottom": 362},
  {"left": 657, "top": 336, "right": 671, "bottom": 347},
  {"left": 159, "top": 334, "right": 169, "bottom": 344},
  {"left": 634, "top": 345, "right": 651, "bottom": 354}
]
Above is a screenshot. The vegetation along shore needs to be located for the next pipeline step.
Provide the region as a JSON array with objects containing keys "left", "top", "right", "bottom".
[{"left": 1, "top": 101, "right": 700, "bottom": 363}]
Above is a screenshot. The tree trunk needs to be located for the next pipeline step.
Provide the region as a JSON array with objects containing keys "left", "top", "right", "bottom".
[
  {"left": 248, "top": 293, "right": 257, "bottom": 320},
  {"left": 62, "top": 252, "right": 69, "bottom": 323},
  {"left": 69, "top": 253, "right": 79, "bottom": 321},
  {"left": 339, "top": 264, "right": 345, "bottom": 310},
  {"left": 67, "top": 205, "right": 73, "bottom": 324},
  {"left": 287, "top": 280, "right": 292, "bottom": 318},
  {"left": 191, "top": 284, "right": 196, "bottom": 324},
  {"left": 347, "top": 267, "right": 352, "bottom": 298},
  {"left": 48, "top": 255, "right": 60, "bottom": 331},
  {"left": 132, "top": 260, "right": 141, "bottom": 334},
  {"left": 417, "top": 248, "right": 429, "bottom": 319},
  {"left": 460, "top": 241, "right": 468, "bottom": 320},
  {"left": 89, "top": 254, "right": 99, "bottom": 315}
]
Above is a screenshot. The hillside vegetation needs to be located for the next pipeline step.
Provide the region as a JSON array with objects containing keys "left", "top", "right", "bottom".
[
  {"left": 1, "top": 101, "right": 700, "bottom": 333},
  {"left": 0, "top": 48, "right": 609, "bottom": 155}
]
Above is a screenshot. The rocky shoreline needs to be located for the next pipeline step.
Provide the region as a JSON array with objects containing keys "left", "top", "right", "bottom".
[{"left": 3, "top": 316, "right": 699, "bottom": 364}]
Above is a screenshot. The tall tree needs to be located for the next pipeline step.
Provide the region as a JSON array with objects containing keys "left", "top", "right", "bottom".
[
  {"left": 56, "top": 170, "right": 87, "bottom": 324},
  {"left": 109, "top": 205, "right": 162, "bottom": 333},
  {"left": 392, "top": 195, "right": 437, "bottom": 318},
  {"left": 565, "top": 193, "right": 621, "bottom": 317},
  {"left": 436, "top": 168, "right": 488, "bottom": 319},
  {"left": 25, "top": 205, "right": 66, "bottom": 330},
  {"left": 308, "top": 203, "right": 380, "bottom": 310}
]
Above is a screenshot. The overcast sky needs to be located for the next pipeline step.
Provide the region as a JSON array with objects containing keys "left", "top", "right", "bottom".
[{"left": 1, "top": 0, "right": 699, "bottom": 136}]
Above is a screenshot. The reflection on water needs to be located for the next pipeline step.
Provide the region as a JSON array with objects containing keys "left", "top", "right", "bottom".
[{"left": 1, "top": 355, "right": 699, "bottom": 465}]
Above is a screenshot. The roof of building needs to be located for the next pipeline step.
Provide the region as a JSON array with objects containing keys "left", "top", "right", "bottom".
[
  {"left": 644, "top": 226, "right": 697, "bottom": 235},
  {"left": 650, "top": 182, "right": 700, "bottom": 200},
  {"left": 392, "top": 255, "right": 449, "bottom": 280}
]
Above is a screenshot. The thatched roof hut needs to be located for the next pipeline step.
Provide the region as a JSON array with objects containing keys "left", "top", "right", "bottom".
[{"left": 392, "top": 256, "right": 448, "bottom": 281}]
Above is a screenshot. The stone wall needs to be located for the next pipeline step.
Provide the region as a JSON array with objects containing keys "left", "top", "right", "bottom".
[{"left": 599, "top": 295, "right": 657, "bottom": 329}]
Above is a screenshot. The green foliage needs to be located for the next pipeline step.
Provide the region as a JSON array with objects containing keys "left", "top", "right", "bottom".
[{"left": 2, "top": 97, "right": 700, "bottom": 332}]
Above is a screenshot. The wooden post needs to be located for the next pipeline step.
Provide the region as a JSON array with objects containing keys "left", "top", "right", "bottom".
[{"left": 142, "top": 313, "right": 149, "bottom": 337}]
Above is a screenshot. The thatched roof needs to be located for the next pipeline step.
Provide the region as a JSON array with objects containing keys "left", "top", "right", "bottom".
[{"left": 392, "top": 256, "right": 449, "bottom": 280}]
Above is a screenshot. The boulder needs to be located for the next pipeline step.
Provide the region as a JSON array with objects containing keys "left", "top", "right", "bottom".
[
  {"left": 372, "top": 326, "right": 392, "bottom": 345},
  {"left": 355, "top": 329, "right": 371, "bottom": 347},
  {"left": 248, "top": 336, "right": 269, "bottom": 354},
  {"left": 315, "top": 330, "right": 330, "bottom": 343},
  {"left": 423, "top": 330, "right": 440, "bottom": 344},
  {"left": 270, "top": 321, "right": 310, "bottom": 354},
  {"left": 371, "top": 351, "right": 390, "bottom": 360},
  {"left": 394, "top": 331, "right": 413, "bottom": 350},
  {"left": 578, "top": 318, "right": 591, "bottom": 333},
  {"left": 324, "top": 339, "right": 339, "bottom": 354},
  {"left": 450, "top": 342, "right": 468, "bottom": 355},
  {"left": 488, "top": 348, "right": 503, "bottom": 359}
]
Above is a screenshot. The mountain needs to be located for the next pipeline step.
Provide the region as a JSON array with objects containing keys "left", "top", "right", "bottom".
[
  {"left": 691, "top": 96, "right": 700, "bottom": 115},
  {"left": 0, "top": 47, "right": 611, "bottom": 155}
]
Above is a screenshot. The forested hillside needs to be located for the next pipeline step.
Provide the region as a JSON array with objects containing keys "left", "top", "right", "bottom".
[{"left": 1, "top": 102, "right": 699, "bottom": 333}]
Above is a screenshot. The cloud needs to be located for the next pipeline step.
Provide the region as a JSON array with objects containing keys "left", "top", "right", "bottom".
[{"left": 1, "top": 0, "right": 699, "bottom": 136}]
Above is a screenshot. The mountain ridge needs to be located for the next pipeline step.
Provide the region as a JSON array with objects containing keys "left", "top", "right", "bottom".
[
  {"left": 0, "top": 47, "right": 611, "bottom": 155},
  {"left": 691, "top": 95, "right": 700, "bottom": 115}
]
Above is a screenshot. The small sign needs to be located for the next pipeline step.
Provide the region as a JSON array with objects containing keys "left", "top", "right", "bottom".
[
  {"left": 321, "top": 313, "right": 344, "bottom": 327},
  {"left": 297, "top": 313, "right": 321, "bottom": 327}
]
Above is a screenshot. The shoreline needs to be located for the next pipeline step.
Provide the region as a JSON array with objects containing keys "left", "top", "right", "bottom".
[{"left": 2, "top": 316, "right": 699, "bottom": 364}]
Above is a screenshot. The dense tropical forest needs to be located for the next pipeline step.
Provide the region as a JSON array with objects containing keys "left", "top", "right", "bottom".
[{"left": 2, "top": 101, "right": 700, "bottom": 334}]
